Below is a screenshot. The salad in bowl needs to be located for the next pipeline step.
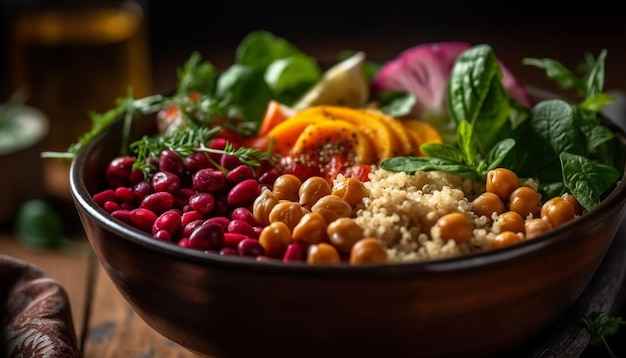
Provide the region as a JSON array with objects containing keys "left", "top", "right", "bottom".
[{"left": 53, "top": 30, "right": 626, "bottom": 358}]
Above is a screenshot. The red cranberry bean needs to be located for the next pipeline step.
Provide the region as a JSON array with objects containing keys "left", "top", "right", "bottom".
[
  {"left": 153, "top": 230, "right": 172, "bottom": 241},
  {"left": 106, "top": 156, "right": 136, "bottom": 188},
  {"left": 213, "top": 193, "right": 229, "bottom": 215},
  {"left": 226, "top": 164, "right": 253, "bottom": 183},
  {"left": 256, "top": 256, "right": 272, "bottom": 262},
  {"left": 115, "top": 187, "right": 135, "bottom": 202},
  {"left": 178, "top": 237, "right": 190, "bottom": 247},
  {"left": 220, "top": 154, "right": 243, "bottom": 171},
  {"left": 181, "top": 210, "right": 204, "bottom": 227},
  {"left": 283, "top": 243, "right": 303, "bottom": 262},
  {"left": 223, "top": 232, "right": 249, "bottom": 248},
  {"left": 189, "top": 192, "right": 215, "bottom": 214},
  {"left": 227, "top": 219, "right": 257, "bottom": 238},
  {"left": 129, "top": 208, "right": 158, "bottom": 232},
  {"left": 103, "top": 201, "right": 121, "bottom": 213},
  {"left": 258, "top": 170, "right": 280, "bottom": 186},
  {"left": 93, "top": 189, "right": 116, "bottom": 206},
  {"left": 252, "top": 226, "right": 263, "bottom": 238},
  {"left": 208, "top": 138, "right": 228, "bottom": 162},
  {"left": 159, "top": 149, "right": 186, "bottom": 177},
  {"left": 219, "top": 247, "right": 239, "bottom": 256},
  {"left": 193, "top": 168, "right": 227, "bottom": 193},
  {"left": 111, "top": 209, "right": 132, "bottom": 225},
  {"left": 120, "top": 201, "right": 136, "bottom": 210},
  {"left": 141, "top": 191, "right": 175, "bottom": 213},
  {"left": 152, "top": 210, "right": 182, "bottom": 236},
  {"left": 182, "top": 219, "right": 205, "bottom": 238},
  {"left": 133, "top": 181, "right": 154, "bottom": 201},
  {"left": 185, "top": 152, "right": 213, "bottom": 172},
  {"left": 230, "top": 207, "right": 257, "bottom": 226},
  {"left": 238, "top": 238, "right": 265, "bottom": 257},
  {"left": 152, "top": 171, "right": 181, "bottom": 193},
  {"left": 128, "top": 168, "right": 145, "bottom": 186},
  {"left": 203, "top": 216, "right": 230, "bottom": 232},
  {"left": 176, "top": 187, "right": 195, "bottom": 202},
  {"left": 188, "top": 222, "right": 224, "bottom": 251},
  {"left": 227, "top": 179, "right": 261, "bottom": 207}
]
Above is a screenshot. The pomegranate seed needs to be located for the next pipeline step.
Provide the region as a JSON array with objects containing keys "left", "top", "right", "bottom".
[
  {"left": 103, "top": 201, "right": 121, "bottom": 213},
  {"left": 258, "top": 170, "right": 279, "bottom": 186},
  {"left": 159, "top": 149, "right": 186, "bottom": 177},
  {"left": 152, "top": 171, "right": 181, "bottom": 193},
  {"left": 203, "top": 216, "right": 230, "bottom": 232},
  {"left": 192, "top": 168, "right": 227, "bottom": 193},
  {"left": 189, "top": 192, "right": 215, "bottom": 214},
  {"left": 106, "top": 156, "right": 136, "bottom": 188},
  {"left": 220, "top": 154, "right": 243, "bottom": 170},
  {"left": 153, "top": 229, "right": 172, "bottom": 241},
  {"left": 181, "top": 210, "right": 204, "bottom": 227},
  {"left": 182, "top": 219, "right": 205, "bottom": 238},
  {"left": 178, "top": 237, "right": 190, "bottom": 247},
  {"left": 185, "top": 152, "right": 213, "bottom": 172},
  {"left": 133, "top": 181, "right": 154, "bottom": 201}
]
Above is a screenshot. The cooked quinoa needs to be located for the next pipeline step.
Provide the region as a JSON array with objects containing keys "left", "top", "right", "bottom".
[{"left": 352, "top": 168, "right": 513, "bottom": 263}]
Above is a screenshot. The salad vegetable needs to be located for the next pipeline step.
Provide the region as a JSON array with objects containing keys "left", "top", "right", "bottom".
[{"left": 43, "top": 30, "right": 624, "bottom": 212}]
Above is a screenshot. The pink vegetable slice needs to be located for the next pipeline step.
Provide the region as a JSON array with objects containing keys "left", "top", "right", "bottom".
[{"left": 370, "top": 42, "right": 533, "bottom": 122}]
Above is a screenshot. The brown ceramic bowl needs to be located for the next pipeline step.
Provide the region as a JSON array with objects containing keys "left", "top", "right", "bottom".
[{"left": 69, "top": 107, "right": 626, "bottom": 358}]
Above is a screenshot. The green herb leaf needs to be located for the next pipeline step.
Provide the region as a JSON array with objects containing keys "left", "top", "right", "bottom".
[{"left": 561, "top": 152, "right": 621, "bottom": 210}]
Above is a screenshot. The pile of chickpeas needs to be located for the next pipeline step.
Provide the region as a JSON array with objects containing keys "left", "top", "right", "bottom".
[
  {"left": 434, "top": 168, "right": 583, "bottom": 249},
  {"left": 254, "top": 174, "right": 389, "bottom": 264}
]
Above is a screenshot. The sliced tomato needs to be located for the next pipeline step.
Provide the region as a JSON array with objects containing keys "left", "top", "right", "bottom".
[
  {"left": 276, "top": 154, "right": 322, "bottom": 181},
  {"left": 345, "top": 164, "right": 372, "bottom": 182},
  {"left": 258, "top": 100, "right": 296, "bottom": 137},
  {"left": 323, "top": 155, "right": 348, "bottom": 184}
]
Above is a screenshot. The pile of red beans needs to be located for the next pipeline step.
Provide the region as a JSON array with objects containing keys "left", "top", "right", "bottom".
[{"left": 93, "top": 138, "right": 283, "bottom": 258}]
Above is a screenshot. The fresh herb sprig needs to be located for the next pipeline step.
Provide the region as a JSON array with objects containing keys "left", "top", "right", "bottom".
[
  {"left": 380, "top": 45, "right": 624, "bottom": 211},
  {"left": 581, "top": 311, "right": 626, "bottom": 357}
]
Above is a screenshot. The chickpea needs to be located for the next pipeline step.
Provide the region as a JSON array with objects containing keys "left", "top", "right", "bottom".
[
  {"left": 331, "top": 177, "right": 370, "bottom": 208},
  {"left": 327, "top": 217, "right": 364, "bottom": 253},
  {"left": 486, "top": 168, "right": 519, "bottom": 201},
  {"left": 541, "top": 197, "right": 576, "bottom": 228},
  {"left": 435, "top": 212, "right": 472, "bottom": 243},
  {"left": 561, "top": 192, "right": 584, "bottom": 216},
  {"left": 252, "top": 188, "right": 278, "bottom": 227},
  {"left": 496, "top": 211, "right": 525, "bottom": 234},
  {"left": 272, "top": 174, "right": 302, "bottom": 202},
  {"left": 268, "top": 201, "right": 306, "bottom": 231},
  {"left": 258, "top": 221, "right": 292, "bottom": 258},
  {"left": 292, "top": 212, "right": 329, "bottom": 245},
  {"left": 350, "top": 238, "right": 387, "bottom": 265},
  {"left": 490, "top": 231, "right": 524, "bottom": 249},
  {"left": 471, "top": 192, "right": 505, "bottom": 219},
  {"left": 509, "top": 186, "right": 542, "bottom": 219},
  {"left": 299, "top": 176, "right": 332, "bottom": 210},
  {"left": 311, "top": 195, "right": 353, "bottom": 224},
  {"left": 307, "top": 243, "right": 341, "bottom": 264},
  {"left": 525, "top": 218, "right": 553, "bottom": 239}
]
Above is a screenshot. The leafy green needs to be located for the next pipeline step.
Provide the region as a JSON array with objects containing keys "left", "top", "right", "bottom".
[
  {"left": 581, "top": 311, "right": 626, "bottom": 357},
  {"left": 380, "top": 45, "right": 624, "bottom": 210}
]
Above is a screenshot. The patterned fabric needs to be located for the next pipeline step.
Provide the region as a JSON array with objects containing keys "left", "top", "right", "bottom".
[{"left": 0, "top": 254, "right": 80, "bottom": 357}]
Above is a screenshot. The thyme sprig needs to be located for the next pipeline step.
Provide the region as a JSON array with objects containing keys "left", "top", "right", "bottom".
[
  {"left": 581, "top": 311, "right": 626, "bottom": 357},
  {"left": 130, "top": 126, "right": 274, "bottom": 179}
]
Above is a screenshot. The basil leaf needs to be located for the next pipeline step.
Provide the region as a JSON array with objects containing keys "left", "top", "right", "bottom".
[
  {"left": 576, "top": 107, "right": 615, "bottom": 153},
  {"left": 485, "top": 138, "right": 515, "bottom": 172},
  {"left": 531, "top": 99, "right": 587, "bottom": 156},
  {"left": 522, "top": 57, "right": 584, "bottom": 93},
  {"left": 379, "top": 157, "right": 479, "bottom": 179},
  {"left": 420, "top": 142, "right": 466, "bottom": 163},
  {"left": 457, "top": 120, "right": 478, "bottom": 166},
  {"left": 448, "top": 44, "right": 509, "bottom": 152},
  {"left": 264, "top": 55, "right": 321, "bottom": 105},
  {"left": 585, "top": 49, "right": 607, "bottom": 98},
  {"left": 560, "top": 152, "right": 622, "bottom": 210},
  {"left": 235, "top": 31, "right": 303, "bottom": 71}
]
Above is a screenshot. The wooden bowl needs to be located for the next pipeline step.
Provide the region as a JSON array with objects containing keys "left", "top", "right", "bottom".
[{"left": 69, "top": 110, "right": 626, "bottom": 358}]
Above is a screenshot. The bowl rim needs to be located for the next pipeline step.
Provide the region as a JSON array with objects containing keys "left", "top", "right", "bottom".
[{"left": 69, "top": 102, "right": 626, "bottom": 277}]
